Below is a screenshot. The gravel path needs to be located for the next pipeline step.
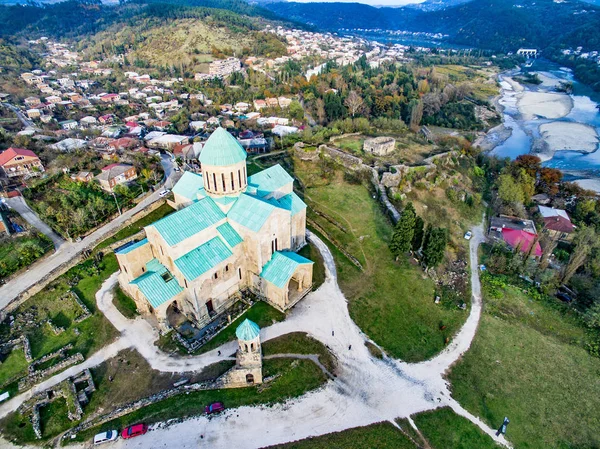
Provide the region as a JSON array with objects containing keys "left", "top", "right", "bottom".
[{"left": 0, "top": 223, "right": 511, "bottom": 449}]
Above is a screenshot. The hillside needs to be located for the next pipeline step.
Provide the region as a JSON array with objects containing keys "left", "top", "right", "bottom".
[{"left": 266, "top": 0, "right": 600, "bottom": 52}]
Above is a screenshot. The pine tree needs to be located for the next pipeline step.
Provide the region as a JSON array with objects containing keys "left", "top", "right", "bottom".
[
  {"left": 390, "top": 202, "right": 417, "bottom": 257},
  {"left": 412, "top": 215, "right": 425, "bottom": 251},
  {"left": 422, "top": 227, "right": 449, "bottom": 268}
]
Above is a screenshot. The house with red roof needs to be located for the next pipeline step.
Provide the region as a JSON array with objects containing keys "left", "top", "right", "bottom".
[
  {"left": 489, "top": 215, "right": 542, "bottom": 257},
  {"left": 0, "top": 148, "right": 44, "bottom": 179},
  {"left": 538, "top": 206, "right": 575, "bottom": 241}
]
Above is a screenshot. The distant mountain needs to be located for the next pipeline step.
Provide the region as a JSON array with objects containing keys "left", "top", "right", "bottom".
[
  {"left": 266, "top": 0, "right": 600, "bottom": 52},
  {"left": 407, "top": 0, "right": 473, "bottom": 11}
]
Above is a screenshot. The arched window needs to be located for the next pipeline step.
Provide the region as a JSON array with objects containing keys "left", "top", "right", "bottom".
[
  {"left": 212, "top": 173, "right": 217, "bottom": 191},
  {"left": 222, "top": 173, "right": 226, "bottom": 192},
  {"left": 246, "top": 374, "right": 254, "bottom": 384},
  {"left": 238, "top": 268, "right": 242, "bottom": 280},
  {"left": 231, "top": 172, "right": 235, "bottom": 190},
  {"left": 243, "top": 166, "right": 247, "bottom": 184},
  {"left": 206, "top": 174, "right": 211, "bottom": 190},
  {"left": 238, "top": 169, "right": 242, "bottom": 187}
]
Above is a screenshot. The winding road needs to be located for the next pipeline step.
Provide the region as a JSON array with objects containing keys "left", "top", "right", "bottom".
[{"left": 0, "top": 220, "right": 509, "bottom": 449}]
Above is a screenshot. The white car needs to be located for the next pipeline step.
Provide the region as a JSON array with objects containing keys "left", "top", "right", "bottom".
[
  {"left": 159, "top": 189, "right": 170, "bottom": 198},
  {"left": 464, "top": 231, "right": 472, "bottom": 240},
  {"left": 94, "top": 430, "right": 118, "bottom": 445}
]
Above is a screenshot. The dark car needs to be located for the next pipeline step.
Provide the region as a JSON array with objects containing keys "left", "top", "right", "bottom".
[
  {"left": 121, "top": 423, "right": 148, "bottom": 439},
  {"left": 205, "top": 402, "right": 225, "bottom": 415},
  {"left": 556, "top": 292, "right": 573, "bottom": 303}
]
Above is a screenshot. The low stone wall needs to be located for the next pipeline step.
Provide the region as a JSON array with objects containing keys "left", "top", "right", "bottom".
[
  {"left": 320, "top": 145, "right": 363, "bottom": 169},
  {"left": 20, "top": 352, "right": 84, "bottom": 391}
]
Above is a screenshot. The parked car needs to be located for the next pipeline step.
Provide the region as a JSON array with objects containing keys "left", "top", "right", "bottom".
[
  {"left": 94, "top": 430, "right": 118, "bottom": 445},
  {"left": 205, "top": 402, "right": 225, "bottom": 415},
  {"left": 174, "top": 166, "right": 181, "bottom": 172},
  {"left": 159, "top": 189, "right": 170, "bottom": 198},
  {"left": 464, "top": 231, "right": 472, "bottom": 240},
  {"left": 121, "top": 424, "right": 148, "bottom": 439},
  {"left": 556, "top": 292, "right": 573, "bottom": 303}
]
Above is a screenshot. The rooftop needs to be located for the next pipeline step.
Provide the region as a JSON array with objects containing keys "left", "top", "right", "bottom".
[
  {"left": 174, "top": 236, "right": 233, "bottom": 281},
  {"left": 236, "top": 318, "right": 260, "bottom": 341},
  {"left": 148, "top": 196, "right": 225, "bottom": 246},
  {"left": 199, "top": 127, "right": 247, "bottom": 167},
  {"left": 172, "top": 171, "right": 205, "bottom": 201},
  {"left": 227, "top": 194, "right": 276, "bottom": 232},
  {"left": 260, "top": 251, "right": 313, "bottom": 289},
  {"left": 247, "top": 164, "right": 294, "bottom": 197},
  {"left": 130, "top": 259, "right": 183, "bottom": 308}
]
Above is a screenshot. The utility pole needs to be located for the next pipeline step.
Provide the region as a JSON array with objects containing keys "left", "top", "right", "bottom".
[{"left": 111, "top": 192, "right": 122, "bottom": 216}]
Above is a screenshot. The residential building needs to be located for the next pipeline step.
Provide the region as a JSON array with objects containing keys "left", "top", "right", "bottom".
[
  {"left": 539, "top": 206, "right": 575, "bottom": 241},
  {"left": 95, "top": 163, "right": 137, "bottom": 192},
  {"left": 0, "top": 148, "right": 45, "bottom": 179},
  {"left": 489, "top": 215, "right": 541, "bottom": 257}
]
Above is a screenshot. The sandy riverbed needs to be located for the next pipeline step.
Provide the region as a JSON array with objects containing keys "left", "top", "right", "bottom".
[
  {"left": 535, "top": 122, "right": 599, "bottom": 160},
  {"left": 518, "top": 91, "right": 573, "bottom": 120}
]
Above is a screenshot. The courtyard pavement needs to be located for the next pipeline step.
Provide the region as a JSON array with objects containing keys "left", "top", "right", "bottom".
[{"left": 0, "top": 223, "right": 511, "bottom": 449}]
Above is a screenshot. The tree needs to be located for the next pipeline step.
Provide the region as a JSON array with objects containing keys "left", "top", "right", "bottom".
[
  {"left": 344, "top": 90, "right": 364, "bottom": 117},
  {"left": 514, "top": 154, "right": 541, "bottom": 178},
  {"left": 422, "top": 227, "right": 449, "bottom": 268},
  {"left": 538, "top": 167, "right": 562, "bottom": 196},
  {"left": 497, "top": 173, "right": 524, "bottom": 205},
  {"left": 562, "top": 226, "right": 599, "bottom": 284},
  {"left": 412, "top": 215, "right": 424, "bottom": 251},
  {"left": 315, "top": 98, "right": 326, "bottom": 125},
  {"left": 409, "top": 100, "right": 423, "bottom": 131},
  {"left": 390, "top": 202, "right": 417, "bottom": 257},
  {"left": 289, "top": 101, "right": 304, "bottom": 120},
  {"left": 539, "top": 232, "right": 559, "bottom": 271}
]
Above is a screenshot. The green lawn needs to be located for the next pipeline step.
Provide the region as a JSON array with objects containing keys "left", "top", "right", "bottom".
[
  {"left": 411, "top": 407, "right": 500, "bottom": 449},
  {"left": 94, "top": 203, "right": 174, "bottom": 251},
  {"left": 297, "top": 241, "right": 326, "bottom": 291},
  {"left": 75, "top": 357, "right": 327, "bottom": 443},
  {"left": 448, "top": 275, "right": 600, "bottom": 449},
  {"left": 112, "top": 286, "right": 139, "bottom": 319},
  {"left": 262, "top": 332, "right": 336, "bottom": 374},
  {"left": 266, "top": 422, "right": 416, "bottom": 449},
  {"left": 297, "top": 167, "right": 467, "bottom": 362},
  {"left": 0, "top": 349, "right": 29, "bottom": 389},
  {"left": 0, "top": 254, "right": 119, "bottom": 365},
  {"left": 193, "top": 301, "right": 285, "bottom": 355}
]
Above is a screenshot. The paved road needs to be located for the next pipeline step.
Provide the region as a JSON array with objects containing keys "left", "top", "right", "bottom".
[
  {"left": 0, "top": 154, "right": 177, "bottom": 308},
  {"left": 1, "top": 103, "right": 35, "bottom": 129},
  {"left": 0, "top": 221, "right": 511, "bottom": 449},
  {"left": 3, "top": 195, "right": 65, "bottom": 250}
]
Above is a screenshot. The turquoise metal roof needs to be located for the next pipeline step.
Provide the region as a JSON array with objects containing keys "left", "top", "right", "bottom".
[
  {"left": 248, "top": 165, "right": 294, "bottom": 197},
  {"left": 260, "top": 251, "right": 313, "bottom": 289},
  {"left": 236, "top": 318, "right": 260, "bottom": 341},
  {"left": 213, "top": 196, "right": 238, "bottom": 205},
  {"left": 116, "top": 238, "right": 149, "bottom": 255},
  {"left": 228, "top": 194, "right": 275, "bottom": 232},
  {"left": 172, "top": 171, "right": 205, "bottom": 201},
  {"left": 174, "top": 236, "right": 233, "bottom": 281},
  {"left": 130, "top": 259, "right": 183, "bottom": 308},
  {"left": 271, "top": 192, "right": 307, "bottom": 216},
  {"left": 217, "top": 222, "right": 243, "bottom": 247},
  {"left": 199, "top": 127, "right": 247, "bottom": 167},
  {"left": 149, "top": 196, "right": 225, "bottom": 246}
]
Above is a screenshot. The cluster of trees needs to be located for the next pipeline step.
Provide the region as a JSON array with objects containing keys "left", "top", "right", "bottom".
[
  {"left": 0, "top": 233, "right": 52, "bottom": 279},
  {"left": 389, "top": 202, "right": 448, "bottom": 269}
]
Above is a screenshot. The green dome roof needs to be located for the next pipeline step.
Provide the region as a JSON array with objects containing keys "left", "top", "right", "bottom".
[
  {"left": 199, "top": 127, "right": 247, "bottom": 167},
  {"left": 235, "top": 318, "right": 260, "bottom": 341}
]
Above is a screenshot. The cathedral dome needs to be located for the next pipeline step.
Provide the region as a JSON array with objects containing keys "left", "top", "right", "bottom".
[
  {"left": 199, "top": 127, "right": 247, "bottom": 167},
  {"left": 236, "top": 318, "right": 260, "bottom": 341}
]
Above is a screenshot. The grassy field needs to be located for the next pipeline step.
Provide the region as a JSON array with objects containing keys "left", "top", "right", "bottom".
[
  {"left": 448, "top": 275, "right": 600, "bottom": 449},
  {"left": 0, "top": 253, "right": 119, "bottom": 388},
  {"left": 262, "top": 332, "right": 336, "bottom": 374},
  {"left": 95, "top": 203, "right": 174, "bottom": 251},
  {"left": 112, "top": 286, "right": 139, "bottom": 319},
  {"left": 75, "top": 357, "right": 327, "bottom": 443},
  {"left": 295, "top": 161, "right": 467, "bottom": 362},
  {"left": 192, "top": 301, "right": 285, "bottom": 355},
  {"left": 0, "top": 348, "right": 28, "bottom": 389},
  {"left": 297, "top": 241, "right": 326, "bottom": 291},
  {"left": 411, "top": 407, "right": 499, "bottom": 449},
  {"left": 266, "top": 422, "right": 417, "bottom": 449}
]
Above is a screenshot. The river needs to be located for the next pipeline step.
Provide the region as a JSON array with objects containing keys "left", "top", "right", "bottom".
[{"left": 481, "top": 60, "right": 600, "bottom": 192}]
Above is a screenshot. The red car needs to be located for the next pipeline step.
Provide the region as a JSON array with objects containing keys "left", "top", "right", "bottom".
[
  {"left": 205, "top": 402, "right": 225, "bottom": 415},
  {"left": 121, "top": 423, "right": 148, "bottom": 439}
]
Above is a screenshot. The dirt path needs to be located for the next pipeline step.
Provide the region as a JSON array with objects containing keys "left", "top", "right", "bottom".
[{"left": 0, "top": 223, "right": 510, "bottom": 449}]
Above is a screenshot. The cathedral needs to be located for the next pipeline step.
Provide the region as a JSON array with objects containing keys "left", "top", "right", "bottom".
[{"left": 115, "top": 128, "right": 314, "bottom": 330}]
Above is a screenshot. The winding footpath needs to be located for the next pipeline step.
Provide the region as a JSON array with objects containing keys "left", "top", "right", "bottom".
[{"left": 0, "top": 222, "right": 510, "bottom": 449}]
